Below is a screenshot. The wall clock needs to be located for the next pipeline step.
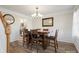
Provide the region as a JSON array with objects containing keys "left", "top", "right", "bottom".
[{"left": 3, "top": 14, "right": 15, "bottom": 25}]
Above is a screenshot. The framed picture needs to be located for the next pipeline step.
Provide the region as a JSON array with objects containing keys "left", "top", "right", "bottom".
[{"left": 42, "top": 17, "right": 53, "bottom": 27}]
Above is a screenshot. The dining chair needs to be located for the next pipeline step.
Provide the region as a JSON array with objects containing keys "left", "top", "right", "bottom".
[
  {"left": 30, "top": 30, "right": 42, "bottom": 52},
  {"left": 23, "top": 29, "right": 29, "bottom": 48},
  {"left": 46, "top": 29, "right": 58, "bottom": 53}
]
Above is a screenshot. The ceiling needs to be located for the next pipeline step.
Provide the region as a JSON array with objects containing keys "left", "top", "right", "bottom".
[{"left": 0, "top": 5, "right": 74, "bottom": 16}]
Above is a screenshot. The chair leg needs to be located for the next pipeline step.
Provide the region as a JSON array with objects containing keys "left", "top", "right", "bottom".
[
  {"left": 56, "top": 40, "right": 58, "bottom": 49},
  {"left": 23, "top": 41, "right": 25, "bottom": 47},
  {"left": 48, "top": 39, "right": 50, "bottom": 46},
  {"left": 26, "top": 43, "right": 28, "bottom": 48},
  {"left": 54, "top": 45, "right": 57, "bottom": 53},
  {"left": 54, "top": 40, "right": 57, "bottom": 53},
  {"left": 30, "top": 45, "right": 32, "bottom": 51},
  {"left": 36, "top": 42, "right": 39, "bottom": 53},
  {"left": 37, "top": 46, "right": 38, "bottom": 53},
  {"left": 57, "top": 42, "right": 58, "bottom": 49}
]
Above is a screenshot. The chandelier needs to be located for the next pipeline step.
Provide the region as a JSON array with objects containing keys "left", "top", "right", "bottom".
[{"left": 32, "top": 7, "right": 43, "bottom": 18}]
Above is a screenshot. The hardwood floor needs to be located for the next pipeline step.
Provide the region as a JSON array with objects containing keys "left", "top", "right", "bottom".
[{"left": 8, "top": 37, "right": 78, "bottom": 53}]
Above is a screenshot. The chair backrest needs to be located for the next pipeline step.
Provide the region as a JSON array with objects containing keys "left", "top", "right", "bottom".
[
  {"left": 55, "top": 30, "right": 58, "bottom": 39},
  {"left": 48, "top": 28, "right": 55, "bottom": 36},
  {"left": 43, "top": 29, "right": 48, "bottom": 31},
  {"left": 35, "top": 29, "right": 40, "bottom": 31},
  {"left": 30, "top": 30, "right": 38, "bottom": 34},
  {"left": 30, "top": 30, "right": 38, "bottom": 39},
  {"left": 23, "top": 29, "right": 29, "bottom": 38},
  {"left": 23, "top": 29, "right": 28, "bottom": 34}
]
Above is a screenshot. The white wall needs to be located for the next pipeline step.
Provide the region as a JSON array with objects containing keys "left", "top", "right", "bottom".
[
  {"left": 0, "top": 19, "right": 6, "bottom": 53},
  {"left": 32, "top": 11, "right": 73, "bottom": 43},
  {"left": 72, "top": 6, "right": 79, "bottom": 52}
]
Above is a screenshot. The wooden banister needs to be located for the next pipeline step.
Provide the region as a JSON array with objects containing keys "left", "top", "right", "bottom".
[{"left": 0, "top": 11, "right": 11, "bottom": 53}]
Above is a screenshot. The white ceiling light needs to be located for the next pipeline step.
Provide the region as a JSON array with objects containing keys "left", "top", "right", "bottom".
[{"left": 32, "top": 7, "right": 43, "bottom": 18}]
